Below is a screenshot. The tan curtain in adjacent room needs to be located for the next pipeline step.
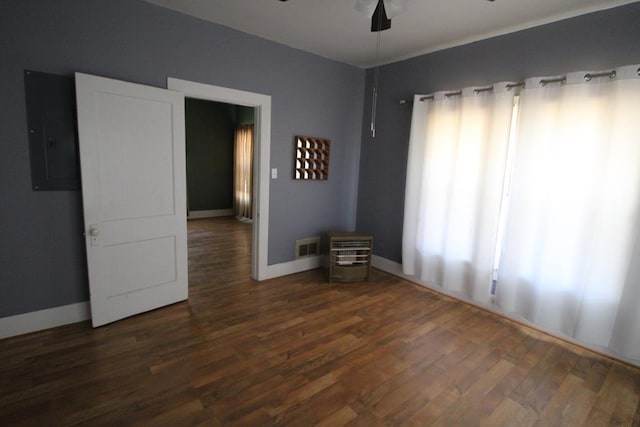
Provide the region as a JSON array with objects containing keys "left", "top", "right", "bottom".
[{"left": 234, "top": 124, "right": 253, "bottom": 220}]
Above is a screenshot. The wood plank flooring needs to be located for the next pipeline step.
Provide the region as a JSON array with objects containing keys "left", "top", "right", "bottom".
[{"left": 1, "top": 217, "right": 640, "bottom": 426}]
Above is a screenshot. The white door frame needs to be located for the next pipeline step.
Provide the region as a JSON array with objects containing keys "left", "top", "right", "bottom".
[{"left": 167, "top": 78, "right": 270, "bottom": 281}]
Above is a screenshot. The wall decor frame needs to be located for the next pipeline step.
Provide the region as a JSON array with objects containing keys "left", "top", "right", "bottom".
[{"left": 293, "top": 135, "right": 330, "bottom": 180}]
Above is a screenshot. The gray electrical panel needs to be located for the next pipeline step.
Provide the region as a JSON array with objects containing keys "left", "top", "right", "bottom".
[{"left": 24, "top": 70, "right": 80, "bottom": 191}]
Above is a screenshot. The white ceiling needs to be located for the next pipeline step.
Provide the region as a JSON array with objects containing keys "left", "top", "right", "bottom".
[{"left": 144, "top": 0, "right": 637, "bottom": 68}]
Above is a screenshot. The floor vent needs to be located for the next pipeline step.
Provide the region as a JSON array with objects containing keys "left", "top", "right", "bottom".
[{"left": 295, "top": 237, "right": 320, "bottom": 259}]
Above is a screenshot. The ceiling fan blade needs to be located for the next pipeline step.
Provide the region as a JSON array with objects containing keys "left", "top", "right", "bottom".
[
  {"left": 383, "top": 0, "right": 407, "bottom": 19},
  {"left": 355, "top": 0, "right": 377, "bottom": 17}
]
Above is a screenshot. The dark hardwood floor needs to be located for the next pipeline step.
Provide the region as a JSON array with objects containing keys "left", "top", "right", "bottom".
[{"left": 1, "top": 216, "right": 639, "bottom": 425}]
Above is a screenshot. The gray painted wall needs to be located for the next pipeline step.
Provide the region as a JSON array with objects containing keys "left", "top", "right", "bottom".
[
  {"left": 356, "top": 2, "right": 640, "bottom": 263},
  {"left": 0, "top": 0, "right": 364, "bottom": 318},
  {"left": 185, "top": 99, "right": 234, "bottom": 212}
]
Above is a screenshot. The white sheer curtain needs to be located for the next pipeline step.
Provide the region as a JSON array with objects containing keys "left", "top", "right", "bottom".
[
  {"left": 495, "top": 65, "right": 640, "bottom": 358},
  {"left": 234, "top": 124, "right": 253, "bottom": 220},
  {"left": 402, "top": 85, "right": 515, "bottom": 302}
]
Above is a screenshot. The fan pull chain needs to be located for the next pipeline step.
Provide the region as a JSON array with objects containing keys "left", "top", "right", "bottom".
[{"left": 371, "top": 29, "right": 382, "bottom": 138}]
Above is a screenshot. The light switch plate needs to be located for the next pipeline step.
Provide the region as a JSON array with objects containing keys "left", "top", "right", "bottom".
[{"left": 271, "top": 168, "right": 278, "bottom": 179}]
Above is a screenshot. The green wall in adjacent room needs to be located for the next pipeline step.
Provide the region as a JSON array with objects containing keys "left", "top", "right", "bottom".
[
  {"left": 234, "top": 105, "right": 255, "bottom": 127},
  {"left": 185, "top": 98, "right": 235, "bottom": 212}
]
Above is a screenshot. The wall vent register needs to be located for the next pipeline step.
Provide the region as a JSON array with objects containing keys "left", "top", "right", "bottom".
[{"left": 295, "top": 236, "right": 321, "bottom": 259}]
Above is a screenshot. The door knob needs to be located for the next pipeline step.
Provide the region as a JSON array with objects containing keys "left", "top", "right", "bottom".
[{"left": 89, "top": 225, "right": 100, "bottom": 246}]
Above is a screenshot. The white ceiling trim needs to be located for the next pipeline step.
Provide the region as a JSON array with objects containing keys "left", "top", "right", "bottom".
[
  {"left": 375, "top": 0, "right": 639, "bottom": 68},
  {"left": 143, "top": 0, "right": 639, "bottom": 68}
]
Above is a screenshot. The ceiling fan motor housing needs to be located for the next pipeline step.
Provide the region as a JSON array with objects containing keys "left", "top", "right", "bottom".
[{"left": 371, "top": 0, "right": 391, "bottom": 31}]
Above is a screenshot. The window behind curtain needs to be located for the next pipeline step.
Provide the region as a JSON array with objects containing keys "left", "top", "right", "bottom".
[{"left": 404, "top": 65, "right": 640, "bottom": 360}]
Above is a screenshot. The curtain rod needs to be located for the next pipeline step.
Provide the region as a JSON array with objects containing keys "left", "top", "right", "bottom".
[
  {"left": 473, "top": 85, "right": 494, "bottom": 94},
  {"left": 412, "top": 86, "right": 498, "bottom": 102},
  {"left": 584, "top": 70, "right": 616, "bottom": 81},
  {"left": 399, "top": 68, "right": 626, "bottom": 104},
  {"left": 506, "top": 82, "right": 525, "bottom": 91},
  {"left": 411, "top": 83, "right": 522, "bottom": 103},
  {"left": 539, "top": 77, "right": 566, "bottom": 86}
]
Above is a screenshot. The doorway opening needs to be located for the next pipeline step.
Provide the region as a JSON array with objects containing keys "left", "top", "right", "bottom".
[
  {"left": 167, "top": 78, "right": 271, "bottom": 281},
  {"left": 184, "top": 98, "right": 254, "bottom": 222},
  {"left": 184, "top": 98, "right": 255, "bottom": 286}
]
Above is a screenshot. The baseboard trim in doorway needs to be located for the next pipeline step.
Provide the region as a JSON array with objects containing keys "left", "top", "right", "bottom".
[
  {"left": 264, "top": 255, "right": 323, "bottom": 280},
  {"left": 187, "top": 209, "right": 234, "bottom": 219},
  {"left": 0, "top": 302, "right": 90, "bottom": 340}
]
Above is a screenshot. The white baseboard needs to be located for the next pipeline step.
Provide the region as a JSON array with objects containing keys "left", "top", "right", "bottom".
[
  {"left": 372, "top": 255, "right": 500, "bottom": 313},
  {"left": 187, "top": 209, "right": 234, "bottom": 219},
  {"left": 264, "top": 255, "right": 324, "bottom": 280},
  {"left": 0, "top": 302, "right": 91, "bottom": 340},
  {"left": 371, "top": 255, "right": 640, "bottom": 368},
  {"left": 0, "top": 256, "right": 324, "bottom": 340}
]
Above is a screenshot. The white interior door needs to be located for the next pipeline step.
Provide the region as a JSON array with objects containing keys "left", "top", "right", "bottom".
[{"left": 75, "top": 73, "right": 187, "bottom": 327}]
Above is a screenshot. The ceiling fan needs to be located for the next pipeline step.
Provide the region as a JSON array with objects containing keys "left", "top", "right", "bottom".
[{"left": 355, "top": 0, "right": 408, "bottom": 31}]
